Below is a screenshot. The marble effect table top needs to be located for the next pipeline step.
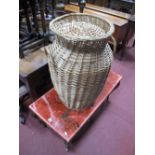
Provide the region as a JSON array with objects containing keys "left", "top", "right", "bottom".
[{"left": 29, "top": 70, "right": 122, "bottom": 142}]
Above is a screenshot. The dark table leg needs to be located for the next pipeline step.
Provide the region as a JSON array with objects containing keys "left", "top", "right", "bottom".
[
  {"left": 115, "top": 81, "right": 120, "bottom": 90},
  {"left": 19, "top": 47, "right": 25, "bottom": 59},
  {"left": 106, "top": 95, "right": 109, "bottom": 102},
  {"left": 39, "top": 119, "right": 47, "bottom": 127},
  {"left": 64, "top": 141, "right": 70, "bottom": 152}
]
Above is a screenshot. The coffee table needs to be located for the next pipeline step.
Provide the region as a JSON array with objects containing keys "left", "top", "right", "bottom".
[{"left": 29, "top": 70, "right": 122, "bottom": 151}]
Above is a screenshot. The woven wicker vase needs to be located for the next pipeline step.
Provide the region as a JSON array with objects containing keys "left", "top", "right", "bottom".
[{"left": 46, "top": 13, "right": 115, "bottom": 110}]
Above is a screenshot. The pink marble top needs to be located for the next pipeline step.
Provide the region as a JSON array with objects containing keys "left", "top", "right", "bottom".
[{"left": 29, "top": 70, "right": 122, "bottom": 142}]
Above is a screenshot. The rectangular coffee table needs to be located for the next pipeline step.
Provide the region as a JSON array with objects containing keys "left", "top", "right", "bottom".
[{"left": 29, "top": 70, "right": 122, "bottom": 151}]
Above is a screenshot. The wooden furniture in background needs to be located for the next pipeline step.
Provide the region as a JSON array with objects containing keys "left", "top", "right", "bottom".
[
  {"left": 119, "top": 14, "right": 135, "bottom": 59},
  {"left": 19, "top": 48, "right": 52, "bottom": 101},
  {"left": 76, "top": 2, "right": 131, "bottom": 19},
  {"left": 109, "top": 0, "right": 135, "bottom": 14},
  {"left": 64, "top": 3, "right": 129, "bottom": 45},
  {"left": 19, "top": 0, "right": 56, "bottom": 58},
  {"left": 91, "top": 0, "right": 110, "bottom": 7}
]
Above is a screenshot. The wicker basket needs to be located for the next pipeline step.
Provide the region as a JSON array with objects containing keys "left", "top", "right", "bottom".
[{"left": 46, "top": 13, "right": 115, "bottom": 110}]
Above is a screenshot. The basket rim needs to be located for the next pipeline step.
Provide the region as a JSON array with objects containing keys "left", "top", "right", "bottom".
[{"left": 49, "top": 13, "right": 115, "bottom": 42}]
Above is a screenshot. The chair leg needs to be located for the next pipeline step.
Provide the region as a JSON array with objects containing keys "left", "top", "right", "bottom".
[
  {"left": 19, "top": 105, "right": 26, "bottom": 125},
  {"left": 23, "top": 0, "right": 32, "bottom": 33},
  {"left": 38, "top": 0, "right": 47, "bottom": 34},
  {"left": 29, "top": 0, "right": 39, "bottom": 35},
  {"left": 19, "top": 113, "right": 26, "bottom": 124}
]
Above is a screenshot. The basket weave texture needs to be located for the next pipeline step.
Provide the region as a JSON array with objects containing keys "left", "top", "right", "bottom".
[{"left": 47, "top": 13, "right": 114, "bottom": 110}]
